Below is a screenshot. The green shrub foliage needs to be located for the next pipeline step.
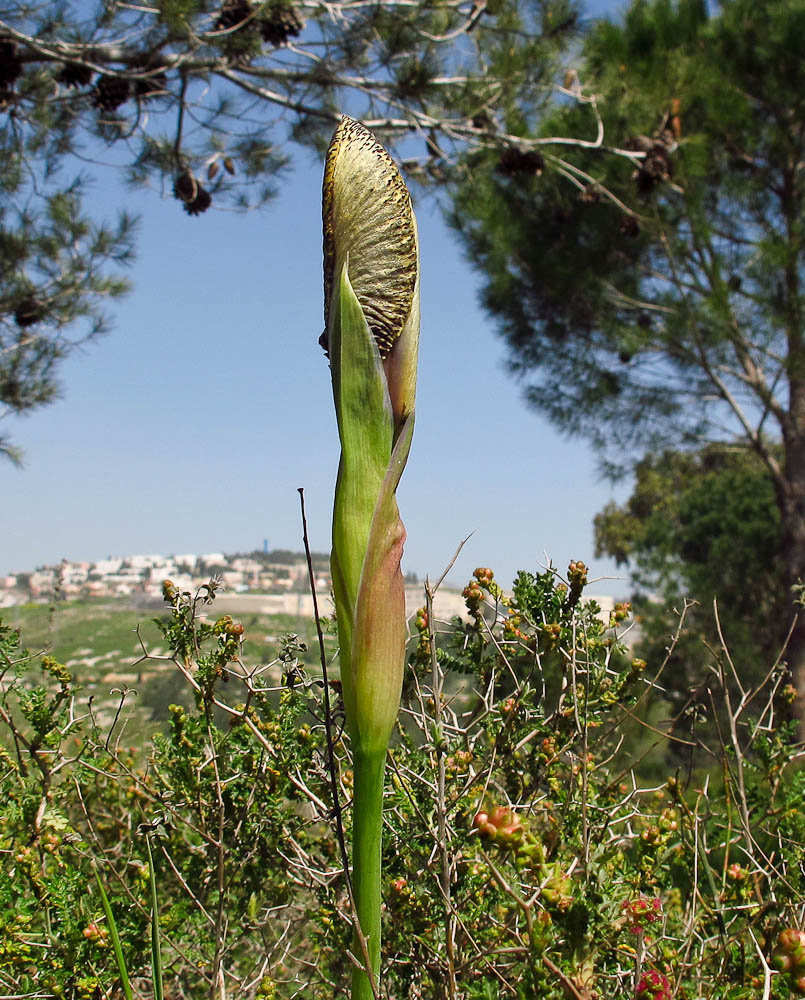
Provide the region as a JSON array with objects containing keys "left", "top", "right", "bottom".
[{"left": 0, "top": 567, "right": 801, "bottom": 997}]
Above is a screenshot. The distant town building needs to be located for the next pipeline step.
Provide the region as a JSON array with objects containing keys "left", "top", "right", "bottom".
[{"left": 0, "top": 549, "right": 335, "bottom": 606}]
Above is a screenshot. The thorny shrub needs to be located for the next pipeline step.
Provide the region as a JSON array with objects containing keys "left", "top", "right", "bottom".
[{"left": 0, "top": 564, "right": 803, "bottom": 998}]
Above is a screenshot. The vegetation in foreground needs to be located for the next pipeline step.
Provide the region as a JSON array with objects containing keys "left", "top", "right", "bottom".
[
  {"left": 1, "top": 563, "right": 802, "bottom": 998},
  {"left": 2, "top": 596, "right": 333, "bottom": 734}
]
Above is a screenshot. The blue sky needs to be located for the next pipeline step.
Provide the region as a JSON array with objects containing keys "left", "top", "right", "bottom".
[{"left": 3, "top": 5, "right": 632, "bottom": 594}]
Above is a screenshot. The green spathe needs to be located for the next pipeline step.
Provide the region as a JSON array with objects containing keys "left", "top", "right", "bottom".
[
  {"left": 329, "top": 268, "right": 414, "bottom": 997},
  {"left": 330, "top": 262, "right": 414, "bottom": 753}
]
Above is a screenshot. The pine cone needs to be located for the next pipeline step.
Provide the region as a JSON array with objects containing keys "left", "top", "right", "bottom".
[
  {"left": 215, "top": 0, "right": 254, "bottom": 31},
  {"left": 174, "top": 172, "right": 212, "bottom": 216},
  {"left": 173, "top": 170, "right": 212, "bottom": 215},
  {"left": 14, "top": 294, "right": 45, "bottom": 328},
  {"left": 618, "top": 216, "right": 640, "bottom": 238},
  {"left": 0, "top": 41, "right": 22, "bottom": 88},
  {"left": 173, "top": 171, "right": 198, "bottom": 203},
  {"left": 260, "top": 5, "right": 304, "bottom": 45},
  {"left": 92, "top": 75, "right": 132, "bottom": 111},
  {"left": 634, "top": 144, "right": 672, "bottom": 193},
  {"left": 183, "top": 187, "right": 212, "bottom": 215},
  {"left": 496, "top": 146, "right": 545, "bottom": 177},
  {"left": 57, "top": 62, "right": 94, "bottom": 89}
]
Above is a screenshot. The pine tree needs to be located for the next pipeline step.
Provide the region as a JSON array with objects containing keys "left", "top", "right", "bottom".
[
  {"left": 450, "top": 0, "right": 805, "bottom": 721},
  {"left": 0, "top": 0, "right": 579, "bottom": 458}
]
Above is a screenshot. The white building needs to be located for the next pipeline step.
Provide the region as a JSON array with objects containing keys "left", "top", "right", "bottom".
[
  {"left": 128, "top": 554, "right": 168, "bottom": 570},
  {"left": 200, "top": 553, "right": 226, "bottom": 566},
  {"left": 93, "top": 559, "right": 123, "bottom": 576}
]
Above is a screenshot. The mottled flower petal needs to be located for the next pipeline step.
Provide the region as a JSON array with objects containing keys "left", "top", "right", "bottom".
[{"left": 323, "top": 116, "right": 418, "bottom": 359}]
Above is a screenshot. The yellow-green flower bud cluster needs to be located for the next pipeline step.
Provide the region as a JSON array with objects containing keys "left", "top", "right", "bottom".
[
  {"left": 773, "top": 928, "right": 805, "bottom": 994},
  {"left": 473, "top": 805, "right": 572, "bottom": 909}
]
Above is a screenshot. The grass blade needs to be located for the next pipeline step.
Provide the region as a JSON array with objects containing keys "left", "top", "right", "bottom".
[
  {"left": 93, "top": 865, "right": 134, "bottom": 1000},
  {"left": 145, "top": 836, "right": 164, "bottom": 1000}
]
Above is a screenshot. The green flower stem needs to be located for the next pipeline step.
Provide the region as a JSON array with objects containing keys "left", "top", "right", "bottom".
[{"left": 351, "top": 748, "right": 386, "bottom": 1000}]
